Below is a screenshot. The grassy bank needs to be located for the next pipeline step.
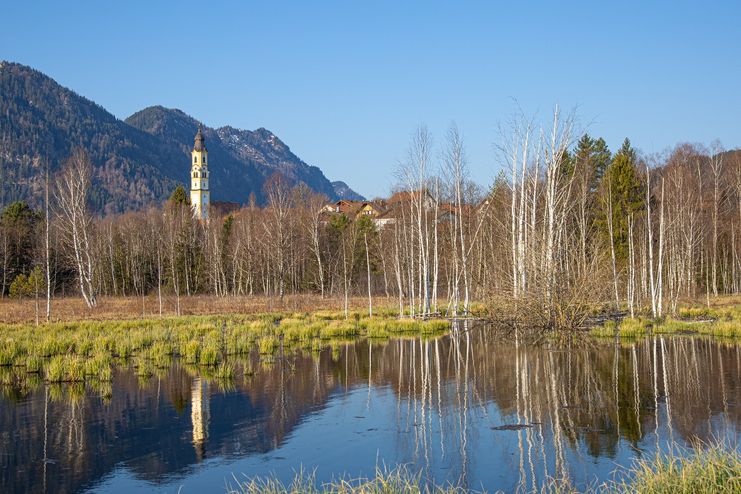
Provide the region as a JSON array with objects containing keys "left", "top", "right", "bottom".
[
  {"left": 608, "top": 445, "right": 741, "bottom": 493},
  {"left": 226, "top": 445, "right": 741, "bottom": 493},
  {"left": 0, "top": 294, "right": 391, "bottom": 325},
  {"left": 228, "top": 466, "right": 469, "bottom": 494},
  {"left": 0, "top": 309, "right": 450, "bottom": 384},
  {"left": 590, "top": 301, "right": 741, "bottom": 339}
]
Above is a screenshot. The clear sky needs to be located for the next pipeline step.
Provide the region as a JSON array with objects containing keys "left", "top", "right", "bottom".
[{"left": 2, "top": 1, "right": 739, "bottom": 199}]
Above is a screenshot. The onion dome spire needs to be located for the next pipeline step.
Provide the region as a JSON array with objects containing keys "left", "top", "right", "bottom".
[{"left": 194, "top": 126, "right": 207, "bottom": 152}]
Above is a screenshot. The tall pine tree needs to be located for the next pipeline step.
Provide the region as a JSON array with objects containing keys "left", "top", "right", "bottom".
[{"left": 600, "top": 138, "right": 644, "bottom": 262}]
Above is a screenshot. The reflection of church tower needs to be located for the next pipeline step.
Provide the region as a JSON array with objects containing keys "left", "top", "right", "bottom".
[
  {"left": 190, "top": 127, "right": 210, "bottom": 221},
  {"left": 191, "top": 377, "right": 210, "bottom": 461}
]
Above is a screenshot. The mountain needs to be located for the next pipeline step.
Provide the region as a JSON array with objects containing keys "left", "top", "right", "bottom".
[
  {"left": 0, "top": 62, "right": 182, "bottom": 214},
  {"left": 0, "top": 61, "right": 363, "bottom": 214},
  {"left": 331, "top": 181, "right": 365, "bottom": 201}
]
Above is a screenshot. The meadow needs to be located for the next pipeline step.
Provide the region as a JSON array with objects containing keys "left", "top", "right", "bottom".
[{"left": 0, "top": 306, "right": 450, "bottom": 385}]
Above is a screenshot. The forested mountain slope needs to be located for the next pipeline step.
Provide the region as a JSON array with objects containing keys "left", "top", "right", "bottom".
[{"left": 0, "top": 62, "right": 361, "bottom": 213}]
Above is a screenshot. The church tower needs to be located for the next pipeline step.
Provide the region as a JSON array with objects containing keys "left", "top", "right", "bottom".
[{"left": 190, "top": 127, "right": 210, "bottom": 221}]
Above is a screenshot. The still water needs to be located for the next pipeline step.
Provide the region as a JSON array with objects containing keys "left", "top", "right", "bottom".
[{"left": 1, "top": 327, "right": 739, "bottom": 493}]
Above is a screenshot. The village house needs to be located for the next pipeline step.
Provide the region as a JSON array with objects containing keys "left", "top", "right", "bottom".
[{"left": 320, "top": 199, "right": 389, "bottom": 227}]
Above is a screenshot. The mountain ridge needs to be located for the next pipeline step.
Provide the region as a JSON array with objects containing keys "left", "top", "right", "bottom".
[{"left": 0, "top": 61, "right": 363, "bottom": 213}]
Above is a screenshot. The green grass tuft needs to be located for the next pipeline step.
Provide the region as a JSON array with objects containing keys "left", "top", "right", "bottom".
[
  {"left": 259, "top": 336, "right": 279, "bottom": 355},
  {"left": 227, "top": 465, "right": 467, "bottom": 494},
  {"left": 609, "top": 444, "right": 741, "bottom": 493}
]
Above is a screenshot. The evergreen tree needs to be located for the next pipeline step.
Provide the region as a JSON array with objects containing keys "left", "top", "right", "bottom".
[
  {"left": 1, "top": 201, "right": 41, "bottom": 294},
  {"left": 168, "top": 185, "right": 190, "bottom": 206},
  {"left": 573, "top": 134, "right": 611, "bottom": 192},
  {"left": 600, "top": 138, "right": 644, "bottom": 262}
]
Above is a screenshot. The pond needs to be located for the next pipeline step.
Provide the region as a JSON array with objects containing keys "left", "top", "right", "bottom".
[{"left": 1, "top": 325, "right": 739, "bottom": 493}]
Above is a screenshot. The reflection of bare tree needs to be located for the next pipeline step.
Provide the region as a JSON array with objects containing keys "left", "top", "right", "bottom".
[
  {"left": 359, "top": 332, "right": 739, "bottom": 491},
  {"left": 2, "top": 332, "right": 740, "bottom": 493}
]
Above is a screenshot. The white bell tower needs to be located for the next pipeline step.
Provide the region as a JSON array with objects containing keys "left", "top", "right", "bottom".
[{"left": 190, "top": 127, "right": 210, "bottom": 221}]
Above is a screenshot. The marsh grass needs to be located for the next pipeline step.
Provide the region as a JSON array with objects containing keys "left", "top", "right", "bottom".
[
  {"left": 134, "top": 359, "right": 154, "bottom": 378},
  {"left": 45, "top": 355, "right": 85, "bottom": 382},
  {"left": 617, "top": 317, "right": 650, "bottom": 337},
  {"left": 678, "top": 306, "right": 716, "bottom": 319},
  {"left": 590, "top": 320, "right": 617, "bottom": 337},
  {"left": 591, "top": 302, "right": 741, "bottom": 340},
  {"left": 215, "top": 361, "right": 235, "bottom": 379},
  {"left": 0, "top": 311, "right": 450, "bottom": 385},
  {"left": 25, "top": 354, "right": 43, "bottom": 373},
  {"left": 607, "top": 443, "right": 741, "bottom": 493},
  {"left": 225, "top": 444, "right": 740, "bottom": 494},
  {"left": 200, "top": 344, "right": 221, "bottom": 366},
  {"left": 259, "top": 336, "right": 279, "bottom": 355},
  {"left": 228, "top": 466, "right": 470, "bottom": 494},
  {"left": 697, "top": 320, "right": 741, "bottom": 338}
]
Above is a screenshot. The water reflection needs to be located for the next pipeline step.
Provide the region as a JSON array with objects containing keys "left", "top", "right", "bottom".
[
  {"left": 1, "top": 327, "right": 739, "bottom": 493},
  {"left": 191, "top": 378, "right": 209, "bottom": 461}
]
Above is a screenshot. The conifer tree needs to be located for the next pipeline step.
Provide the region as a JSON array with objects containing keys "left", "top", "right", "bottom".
[
  {"left": 169, "top": 185, "right": 190, "bottom": 206},
  {"left": 600, "top": 138, "right": 644, "bottom": 262}
]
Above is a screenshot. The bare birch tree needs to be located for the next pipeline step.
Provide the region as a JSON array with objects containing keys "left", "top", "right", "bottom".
[{"left": 55, "top": 149, "right": 97, "bottom": 308}]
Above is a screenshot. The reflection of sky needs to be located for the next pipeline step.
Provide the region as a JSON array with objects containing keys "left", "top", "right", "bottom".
[
  {"left": 86, "top": 380, "right": 739, "bottom": 494},
  {"left": 3, "top": 335, "right": 740, "bottom": 493}
]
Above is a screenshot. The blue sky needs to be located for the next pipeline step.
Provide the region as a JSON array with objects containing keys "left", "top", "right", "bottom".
[{"left": 2, "top": 1, "right": 740, "bottom": 199}]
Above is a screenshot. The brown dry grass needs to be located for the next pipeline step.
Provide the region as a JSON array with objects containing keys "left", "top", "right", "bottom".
[{"left": 0, "top": 294, "right": 392, "bottom": 324}]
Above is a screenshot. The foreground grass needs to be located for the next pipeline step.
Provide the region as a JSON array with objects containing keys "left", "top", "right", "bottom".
[
  {"left": 0, "top": 309, "right": 450, "bottom": 383},
  {"left": 608, "top": 445, "right": 741, "bottom": 494},
  {"left": 226, "top": 445, "right": 740, "bottom": 493},
  {"left": 228, "top": 466, "right": 470, "bottom": 494}
]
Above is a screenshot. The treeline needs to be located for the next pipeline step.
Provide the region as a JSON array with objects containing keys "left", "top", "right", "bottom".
[{"left": 3, "top": 111, "right": 741, "bottom": 328}]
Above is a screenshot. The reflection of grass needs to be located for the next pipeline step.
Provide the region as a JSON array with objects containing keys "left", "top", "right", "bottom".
[
  {"left": 214, "top": 361, "right": 235, "bottom": 379},
  {"left": 134, "top": 359, "right": 153, "bottom": 378}
]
